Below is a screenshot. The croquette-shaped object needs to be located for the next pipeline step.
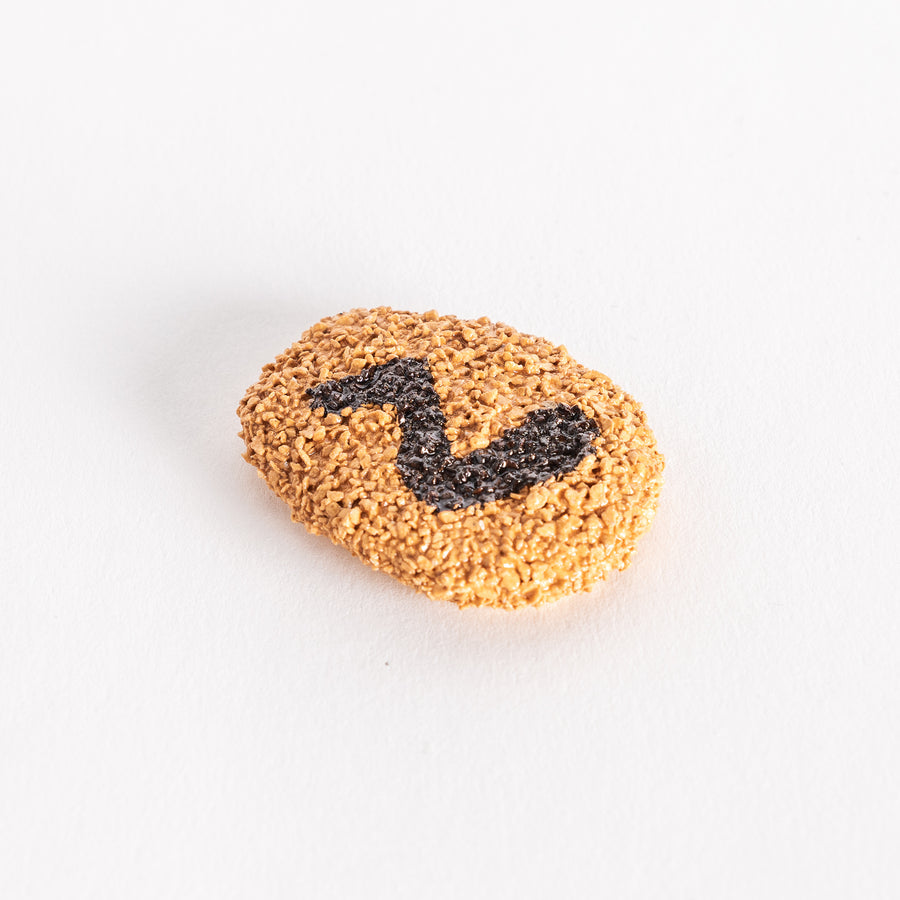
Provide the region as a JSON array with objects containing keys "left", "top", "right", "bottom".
[{"left": 237, "top": 308, "right": 664, "bottom": 608}]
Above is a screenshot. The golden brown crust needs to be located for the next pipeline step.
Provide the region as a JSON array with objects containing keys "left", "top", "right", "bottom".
[{"left": 237, "top": 308, "right": 664, "bottom": 608}]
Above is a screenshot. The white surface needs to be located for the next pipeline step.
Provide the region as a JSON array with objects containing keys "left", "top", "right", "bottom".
[{"left": 2, "top": 2, "right": 899, "bottom": 897}]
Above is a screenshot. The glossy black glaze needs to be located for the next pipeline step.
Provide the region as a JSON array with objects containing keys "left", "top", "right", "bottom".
[{"left": 307, "top": 357, "right": 600, "bottom": 511}]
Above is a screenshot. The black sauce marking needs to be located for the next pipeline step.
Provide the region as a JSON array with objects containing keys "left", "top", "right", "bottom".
[{"left": 307, "top": 357, "right": 600, "bottom": 511}]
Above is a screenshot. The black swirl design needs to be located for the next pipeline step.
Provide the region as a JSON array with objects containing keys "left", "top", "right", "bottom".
[{"left": 307, "top": 357, "right": 599, "bottom": 511}]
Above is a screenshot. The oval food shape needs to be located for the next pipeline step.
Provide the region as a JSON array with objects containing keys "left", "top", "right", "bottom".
[{"left": 237, "top": 308, "right": 664, "bottom": 608}]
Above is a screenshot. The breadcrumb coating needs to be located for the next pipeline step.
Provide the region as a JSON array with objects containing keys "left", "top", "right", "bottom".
[{"left": 237, "top": 308, "right": 664, "bottom": 608}]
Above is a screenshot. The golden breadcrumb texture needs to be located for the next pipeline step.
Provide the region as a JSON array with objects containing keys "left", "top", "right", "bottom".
[{"left": 237, "top": 308, "right": 664, "bottom": 608}]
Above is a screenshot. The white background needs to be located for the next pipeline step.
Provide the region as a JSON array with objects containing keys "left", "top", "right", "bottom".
[{"left": 2, "top": 2, "right": 898, "bottom": 897}]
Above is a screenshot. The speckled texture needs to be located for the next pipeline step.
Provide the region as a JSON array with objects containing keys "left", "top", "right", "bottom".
[
  {"left": 307, "top": 356, "right": 600, "bottom": 510},
  {"left": 237, "top": 307, "right": 664, "bottom": 608}
]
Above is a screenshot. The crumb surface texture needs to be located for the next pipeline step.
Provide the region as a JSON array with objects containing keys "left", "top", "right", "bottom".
[{"left": 237, "top": 308, "right": 664, "bottom": 608}]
